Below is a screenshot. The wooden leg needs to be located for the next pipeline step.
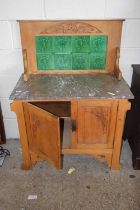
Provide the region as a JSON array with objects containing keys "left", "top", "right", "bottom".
[
  {"left": 111, "top": 100, "right": 131, "bottom": 170},
  {"left": 21, "top": 162, "right": 32, "bottom": 170},
  {"left": 11, "top": 101, "right": 32, "bottom": 170}
]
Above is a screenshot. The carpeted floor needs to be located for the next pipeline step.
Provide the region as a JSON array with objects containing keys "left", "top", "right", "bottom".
[{"left": 0, "top": 139, "right": 140, "bottom": 210}]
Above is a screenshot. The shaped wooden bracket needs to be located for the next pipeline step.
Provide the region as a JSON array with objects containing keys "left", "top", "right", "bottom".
[
  {"left": 114, "top": 47, "right": 122, "bottom": 81},
  {"left": 23, "top": 49, "right": 29, "bottom": 81}
]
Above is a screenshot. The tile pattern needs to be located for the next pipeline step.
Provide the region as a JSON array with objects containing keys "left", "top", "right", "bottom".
[{"left": 35, "top": 35, "right": 107, "bottom": 70}]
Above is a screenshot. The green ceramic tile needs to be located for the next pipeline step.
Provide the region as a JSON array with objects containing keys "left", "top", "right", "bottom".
[
  {"left": 72, "top": 36, "right": 90, "bottom": 53},
  {"left": 36, "top": 53, "right": 54, "bottom": 70},
  {"left": 90, "top": 53, "right": 106, "bottom": 69},
  {"left": 35, "top": 36, "right": 53, "bottom": 53},
  {"left": 35, "top": 35, "right": 107, "bottom": 70},
  {"left": 72, "top": 53, "right": 90, "bottom": 70},
  {"left": 53, "top": 36, "right": 72, "bottom": 53},
  {"left": 54, "top": 54, "right": 72, "bottom": 70},
  {"left": 90, "top": 35, "right": 107, "bottom": 53}
]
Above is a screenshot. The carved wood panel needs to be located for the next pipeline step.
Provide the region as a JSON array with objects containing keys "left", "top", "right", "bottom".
[
  {"left": 77, "top": 100, "right": 118, "bottom": 147},
  {"left": 40, "top": 21, "right": 102, "bottom": 35},
  {"left": 24, "top": 102, "right": 61, "bottom": 168}
]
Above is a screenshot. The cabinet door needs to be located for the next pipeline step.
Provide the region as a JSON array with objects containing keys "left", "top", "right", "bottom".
[
  {"left": 77, "top": 100, "right": 118, "bottom": 148},
  {"left": 23, "top": 102, "right": 61, "bottom": 169}
]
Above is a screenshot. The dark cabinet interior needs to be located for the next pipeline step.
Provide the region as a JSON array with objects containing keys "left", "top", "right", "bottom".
[{"left": 30, "top": 101, "right": 71, "bottom": 118}]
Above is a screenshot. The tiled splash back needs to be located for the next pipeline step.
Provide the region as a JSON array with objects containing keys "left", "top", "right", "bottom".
[{"left": 35, "top": 35, "right": 107, "bottom": 70}]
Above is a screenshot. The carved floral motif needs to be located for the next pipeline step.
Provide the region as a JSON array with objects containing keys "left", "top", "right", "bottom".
[{"left": 40, "top": 21, "right": 102, "bottom": 35}]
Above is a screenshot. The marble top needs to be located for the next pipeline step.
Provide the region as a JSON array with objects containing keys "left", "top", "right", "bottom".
[{"left": 10, "top": 74, "right": 134, "bottom": 101}]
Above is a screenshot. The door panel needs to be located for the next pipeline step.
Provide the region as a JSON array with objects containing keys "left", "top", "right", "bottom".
[
  {"left": 77, "top": 100, "right": 118, "bottom": 148},
  {"left": 23, "top": 102, "right": 61, "bottom": 169}
]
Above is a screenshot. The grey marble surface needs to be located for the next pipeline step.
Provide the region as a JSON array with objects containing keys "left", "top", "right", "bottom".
[{"left": 10, "top": 74, "right": 133, "bottom": 100}]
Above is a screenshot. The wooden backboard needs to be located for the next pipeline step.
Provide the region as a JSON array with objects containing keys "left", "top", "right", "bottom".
[{"left": 19, "top": 20, "right": 123, "bottom": 80}]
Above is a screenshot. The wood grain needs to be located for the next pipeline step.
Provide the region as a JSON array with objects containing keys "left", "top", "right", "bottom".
[
  {"left": 114, "top": 47, "right": 122, "bottom": 80},
  {"left": 23, "top": 102, "right": 62, "bottom": 169},
  {"left": 77, "top": 100, "right": 118, "bottom": 148},
  {"left": 11, "top": 98, "right": 130, "bottom": 170},
  {"left": 111, "top": 99, "right": 131, "bottom": 169},
  {"left": 11, "top": 101, "right": 31, "bottom": 169}
]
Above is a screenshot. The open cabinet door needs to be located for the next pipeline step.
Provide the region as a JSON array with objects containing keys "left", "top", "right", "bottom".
[{"left": 23, "top": 102, "right": 61, "bottom": 169}]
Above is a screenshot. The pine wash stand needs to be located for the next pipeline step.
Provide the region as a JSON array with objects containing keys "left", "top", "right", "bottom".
[{"left": 10, "top": 20, "right": 133, "bottom": 170}]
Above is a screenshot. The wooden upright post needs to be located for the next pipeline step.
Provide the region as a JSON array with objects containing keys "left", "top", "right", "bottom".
[
  {"left": 11, "top": 101, "right": 32, "bottom": 169},
  {"left": 111, "top": 99, "right": 131, "bottom": 169}
]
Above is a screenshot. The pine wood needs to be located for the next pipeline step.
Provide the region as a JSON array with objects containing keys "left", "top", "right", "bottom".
[
  {"left": 23, "top": 102, "right": 62, "bottom": 169},
  {"left": 19, "top": 20, "right": 123, "bottom": 80},
  {"left": 11, "top": 98, "right": 130, "bottom": 170},
  {"left": 22, "top": 49, "right": 29, "bottom": 81},
  {"left": 111, "top": 99, "right": 131, "bottom": 169},
  {"left": 62, "top": 148, "right": 112, "bottom": 155},
  {"left": 114, "top": 48, "right": 122, "bottom": 80},
  {"left": 77, "top": 100, "right": 118, "bottom": 148},
  {"left": 11, "top": 101, "right": 31, "bottom": 169}
]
